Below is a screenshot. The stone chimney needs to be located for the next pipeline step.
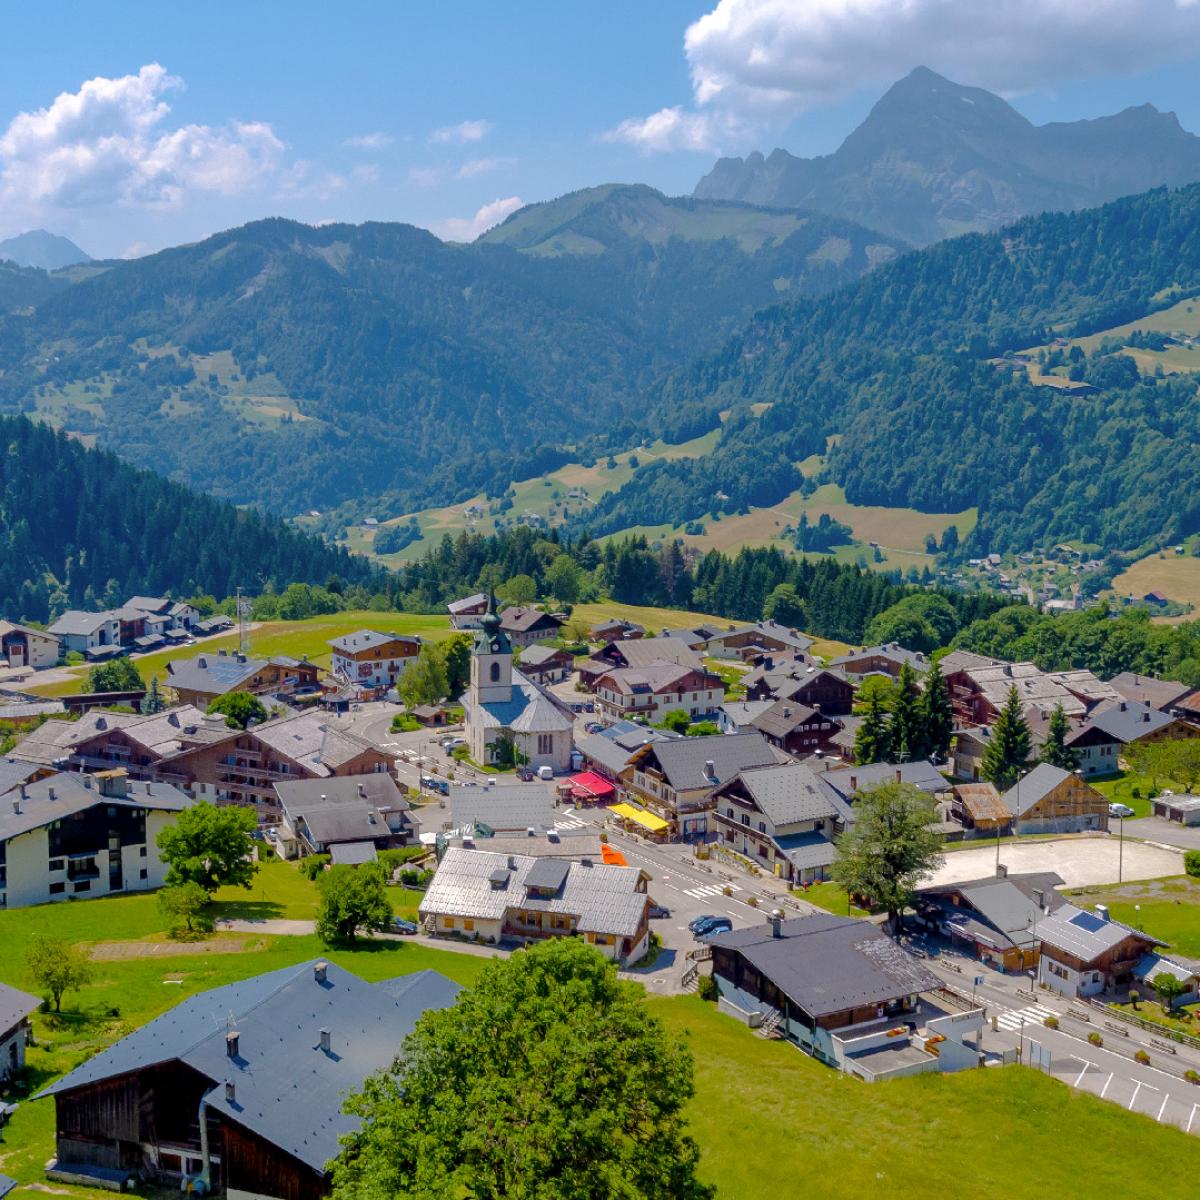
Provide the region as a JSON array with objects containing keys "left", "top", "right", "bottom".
[
  {"left": 226, "top": 1031, "right": 239, "bottom": 1058},
  {"left": 314, "top": 961, "right": 328, "bottom": 984},
  {"left": 769, "top": 909, "right": 784, "bottom": 938}
]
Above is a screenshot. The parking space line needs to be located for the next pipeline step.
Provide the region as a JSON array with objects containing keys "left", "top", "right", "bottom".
[
  {"left": 1100, "top": 1073, "right": 1114, "bottom": 1098},
  {"left": 1074, "top": 1060, "right": 1092, "bottom": 1087},
  {"left": 1187, "top": 1104, "right": 1200, "bottom": 1134},
  {"left": 1157, "top": 1095, "right": 1170, "bottom": 1122}
]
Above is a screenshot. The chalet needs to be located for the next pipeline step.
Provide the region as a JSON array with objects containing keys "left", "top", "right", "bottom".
[
  {"left": 948, "top": 782, "right": 1012, "bottom": 836},
  {"left": 710, "top": 762, "right": 853, "bottom": 883},
  {"left": 579, "top": 635, "right": 703, "bottom": 688},
  {"left": 0, "top": 770, "right": 191, "bottom": 909},
  {"left": 517, "top": 643, "right": 573, "bottom": 684},
  {"left": 445, "top": 783, "right": 560, "bottom": 836},
  {"left": 35, "top": 960, "right": 460, "bottom": 1198},
  {"left": 47, "top": 610, "right": 120, "bottom": 657},
  {"left": 574, "top": 721, "right": 675, "bottom": 787},
  {"left": 622, "top": 731, "right": 780, "bottom": 839},
  {"left": 1106, "top": 672, "right": 1194, "bottom": 713},
  {"left": 1000, "top": 763, "right": 1108, "bottom": 834},
  {"left": 447, "top": 592, "right": 489, "bottom": 630},
  {"left": 829, "top": 643, "right": 929, "bottom": 681},
  {"left": 592, "top": 663, "right": 723, "bottom": 725},
  {"left": 1084, "top": 698, "right": 1199, "bottom": 752},
  {"left": 0, "top": 756, "right": 56, "bottom": 794},
  {"left": 821, "top": 760, "right": 948, "bottom": 806},
  {"left": 916, "top": 872, "right": 1065, "bottom": 972},
  {"left": 943, "top": 660, "right": 1095, "bottom": 727},
  {"left": 748, "top": 699, "right": 844, "bottom": 758},
  {"left": 709, "top": 913, "right": 966, "bottom": 1078},
  {"left": 498, "top": 606, "right": 564, "bottom": 648},
  {"left": 164, "top": 651, "right": 320, "bottom": 708},
  {"left": 0, "top": 982, "right": 39, "bottom": 1083},
  {"left": 125, "top": 597, "right": 199, "bottom": 632},
  {"left": 328, "top": 630, "right": 421, "bottom": 694},
  {"left": 272, "top": 775, "right": 416, "bottom": 860},
  {"left": 588, "top": 618, "right": 644, "bottom": 644},
  {"left": 420, "top": 846, "right": 650, "bottom": 963},
  {"left": 1036, "top": 903, "right": 1166, "bottom": 998},
  {"left": 743, "top": 663, "right": 855, "bottom": 715},
  {"left": 0, "top": 620, "right": 60, "bottom": 670},
  {"left": 703, "top": 621, "right": 814, "bottom": 662},
  {"left": 717, "top": 699, "right": 773, "bottom": 733}
]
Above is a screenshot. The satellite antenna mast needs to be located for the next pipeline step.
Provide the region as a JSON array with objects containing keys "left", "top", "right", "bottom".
[{"left": 237, "top": 587, "right": 252, "bottom": 656}]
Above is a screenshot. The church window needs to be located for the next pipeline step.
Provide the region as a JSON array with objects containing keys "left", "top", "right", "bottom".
[{"left": 490, "top": 661, "right": 501, "bottom": 682}]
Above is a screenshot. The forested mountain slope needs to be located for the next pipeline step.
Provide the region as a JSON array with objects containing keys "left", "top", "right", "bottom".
[
  {"left": 0, "top": 192, "right": 895, "bottom": 515},
  {"left": 695, "top": 67, "right": 1200, "bottom": 245},
  {"left": 588, "top": 184, "right": 1200, "bottom": 556},
  {"left": 0, "top": 415, "right": 388, "bottom": 623}
]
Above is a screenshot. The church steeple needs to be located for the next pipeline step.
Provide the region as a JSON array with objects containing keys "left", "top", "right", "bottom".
[{"left": 470, "top": 592, "right": 512, "bottom": 703}]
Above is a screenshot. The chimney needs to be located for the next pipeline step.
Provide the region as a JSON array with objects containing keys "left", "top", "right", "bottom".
[
  {"left": 895, "top": 768, "right": 902, "bottom": 783},
  {"left": 319, "top": 1028, "right": 331, "bottom": 1053},
  {"left": 83, "top": 775, "right": 93, "bottom": 789},
  {"left": 11, "top": 797, "right": 20, "bottom": 815},
  {"left": 507, "top": 855, "right": 517, "bottom": 869},
  {"left": 198, "top": 656, "right": 208, "bottom": 668},
  {"left": 849, "top": 775, "right": 857, "bottom": 791},
  {"left": 769, "top": 909, "right": 783, "bottom": 938},
  {"left": 1143, "top": 711, "right": 1151, "bottom": 723},
  {"left": 48, "top": 785, "right": 57, "bottom": 801},
  {"left": 314, "top": 961, "right": 328, "bottom": 984},
  {"left": 357, "top": 783, "right": 367, "bottom": 799},
  {"left": 226, "top": 1031, "right": 239, "bottom": 1058},
  {"left": 704, "top": 759, "right": 716, "bottom": 782},
  {"left": 1119, "top": 701, "right": 1127, "bottom": 711},
  {"left": 1095, "top": 904, "right": 1110, "bottom": 922},
  {"left": 225, "top": 1081, "right": 236, "bottom": 1104}
]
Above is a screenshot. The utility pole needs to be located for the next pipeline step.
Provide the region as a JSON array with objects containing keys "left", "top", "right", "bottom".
[{"left": 237, "top": 587, "right": 251, "bottom": 656}]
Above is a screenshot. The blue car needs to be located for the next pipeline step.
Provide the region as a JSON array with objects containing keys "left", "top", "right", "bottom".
[
  {"left": 386, "top": 917, "right": 419, "bottom": 936},
  {"left": 688, "top": 914, "right": 719, "bottom": 934},
  {"left": 696, "top": 918, "right": 733, "bottom": 939}
]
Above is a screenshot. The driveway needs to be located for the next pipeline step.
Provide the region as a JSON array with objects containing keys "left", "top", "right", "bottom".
[
  {"left": 1124, "top": 816, "right": 1200, "bottom": 852},
  {"left": 922, "top": 837, "right": 1182, "bottom": 888}
]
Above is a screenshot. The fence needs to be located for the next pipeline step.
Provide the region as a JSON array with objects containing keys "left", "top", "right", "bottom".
[{"left": 1086, "top": 998, "right": 1200, "bottom": 1050}]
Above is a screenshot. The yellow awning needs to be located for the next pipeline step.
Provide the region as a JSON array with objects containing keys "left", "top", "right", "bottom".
[{"left": 610, "top": 802, "right": 669, "bottom": 833}]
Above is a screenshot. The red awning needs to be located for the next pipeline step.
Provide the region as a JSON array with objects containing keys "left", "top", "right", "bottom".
[{"left": 569, "top": 771, "right": 616, "bottom": 799}]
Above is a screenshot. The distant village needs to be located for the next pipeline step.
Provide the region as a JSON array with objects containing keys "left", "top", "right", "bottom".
[{"left": 4, "top": 585, "right": 1200, "bottom": 1193}]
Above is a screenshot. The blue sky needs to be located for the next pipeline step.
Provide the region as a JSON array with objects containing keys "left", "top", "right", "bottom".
[{"left": 3, "top": 1, "right": 1200, "bottom": 257}]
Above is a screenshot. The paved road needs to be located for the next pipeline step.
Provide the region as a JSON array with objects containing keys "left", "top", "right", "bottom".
[{"left": 1124, "top": 816, "right": 1200, "bottom": 852}]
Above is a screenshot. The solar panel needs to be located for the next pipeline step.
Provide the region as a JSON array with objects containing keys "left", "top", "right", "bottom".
[{"left": 1068, "top": 910, "right": 1106, "bottom": 933}]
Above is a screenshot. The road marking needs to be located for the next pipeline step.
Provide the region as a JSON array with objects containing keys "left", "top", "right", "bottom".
[
  {"left": 1187, "top": 1104, "right": 1199, "bottom": 1134},
  {"left": 1157, "top": 1094, "right": 1170, "bottom": 1122},
  {"left": 1128, "top": 1080, "right": 1159, "bottom": 1110},
  {"left": 681, "top": 882, "right": 743, "bottom": 899},
  {"left": 995, "top": 1004, "right": 1055, "bottom": 1031},
  {"left": 1074, "top": 1060, "right": 1092, "bottom": 1087},
  {"left": 1100, "top": 1073, "right": 1114, "bottom": 1098}
]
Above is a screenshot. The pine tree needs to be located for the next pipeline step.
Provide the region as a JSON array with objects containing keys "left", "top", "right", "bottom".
[
  {"left": 981, "top": 686, "right": 1032, "bottom": 791},
  {"left": 142, "top": 676, "right": 165, "bottom": 714},
  {"left": 918, "top": 660, "right": 954, "bottom": 762},
  {"left": 1040, "top": 703, "right": 1080, "bottom": 771},
  {"left": 854, "top": 689, "right": 893, "bottom": 765},
  {"left": 888, "top": 662, "right": 922, "bottom": 761}
]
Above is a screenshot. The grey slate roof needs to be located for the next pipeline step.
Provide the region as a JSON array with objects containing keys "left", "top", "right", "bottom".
[
  {"left": 1106, "top": 672, "right": 1194, "bottom": 712},
  {"left": 252, "top": 711, "right": 379, "bottom": 775},
  {"left": 645, "top": 731, "right": 780, "bottom": 791},
  {"left": 1035, "top": 903, "right": 1166, "bottom": 962},
  {"left": 0, "top": 981, "right": 40, "bottom": 1033},
  {"left": 449, "top": 784, "right": 559, "bottom": 833},
  {"left": 822, "top": 759, "right": 947, "bottom": 801},
  {"left": 0, "top": 772, "right": 191, "bottom": 843},
  {"left": 1084, "top": 699, "right": 1176, "bottom": 743},
  {"left": 499, "top": 606, "right": 563, "bottom": 633},
  {"left": 605, "top": 636, "right": 704, "bottom": 672},
  {"left": 37, "top": 961, "right": 461, "bottom": 1174},
  {"left": 47, "top": 610, "right": 117, "bottom": 637},
  {"left": 330, "top": 841, "right": 379, "bottom": 865},
  {"left": 6, "top": 712, "right": 141, "bottom": 766},
  {"left": 328, "top": 629, "right": 418, "bottom": 653},
  {"left": 709, "top": 913, "right": 940, "bottom": 1018},
  {"left": 275, "top": 774, "right": 412, "bottom": 845},
  {"left": 733, "top": 762, "right": 851, "bottom": 827},
  {"left": 774, "top": 831, "right": 839, "bottom": 870},
  {"left": 421, "top": 846, "right": 647, "bottom": 937},
  {"left": 1000, "top": 762, "right": 1072, "bottom": 817},
  {"left": 829, "top": 643, "right": 929, "bottom": 671},
  {"left": 166, "top": 652, "right": 265, "bottom": 695},
  {"left": 461, "top": 668, "right": 574, "bottom": 736},
  {"left": 519, "top": 643, "right": 571, "bottom": 668},
  {"left": 576, "top": 725, "right": 675, "bottom": 777},
  {"left": 0, "top": 756, "right": 45, "bottom": 796}
]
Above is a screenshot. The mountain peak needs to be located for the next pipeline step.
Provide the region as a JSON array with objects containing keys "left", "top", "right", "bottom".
[{"left": 0, "top": 229, "right": 93, "bottom": 271}]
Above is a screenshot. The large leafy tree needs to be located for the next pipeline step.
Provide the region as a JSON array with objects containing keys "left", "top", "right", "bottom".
[
  {"left": 156, "top": 801, "right": 257, "bottom": 894},
  {"left": 333, "top": 939, "right": 713, "bottom": 1200},
  {"left": 888, "top": 662, "right": 923, "bottom": 761},
  {"left": 399, "top": 645, "right": 450, "bottom": 709},
  {"left": 316, "top": 864, "right": 393, "bottom": 945},
  {"left": 1128, "top": 738, "right": 1200, "bottom": 792},
  {"left": 207, "top": 691, "right": 268, "bottom": 729},
  {"left": 918, "top": 660, "right": 954, "bottom": 762},
  {"left": 1040, "top": 703, "right": 1081, "bottom": 771},
  {"left": 832, "top": 782, "right": 944, "bottom": 935},
  {"left": 854, "top": 687, "right": 893, "bottom": 765},
  {"left": 980, "top": 686, "right": 1032, "bottom": 791},
  {"left": 87, "top": 657, "right": 142, "bottom": 693},
  {"left": 439, "top": 633, "right": 473, "bottom": 697},
  {"left": 763, "top": 582, "right": 807, "bottom": 629}
]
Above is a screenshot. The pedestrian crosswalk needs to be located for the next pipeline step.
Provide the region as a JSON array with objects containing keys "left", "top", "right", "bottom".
[
  {"left": 995, "top": 1003, "right": 1056, "bottom": 1031},
  {"left": 554, "top": 815, "right": 588, "bottom": 830},
  {"left": 681, "top": 882, "right": 743, "bottom": 899}
]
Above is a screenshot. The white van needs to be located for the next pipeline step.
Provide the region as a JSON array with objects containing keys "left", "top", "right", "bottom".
[{"left": 537, "top": 765, "right": 554, "bottom": 781}]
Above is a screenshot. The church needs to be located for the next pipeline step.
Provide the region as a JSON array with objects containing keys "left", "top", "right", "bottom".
[{"left": 461, "top": 599, "right": 575, "bottom": 774}]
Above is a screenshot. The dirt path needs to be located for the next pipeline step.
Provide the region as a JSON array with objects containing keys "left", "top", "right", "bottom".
[{"left": 90, "top": 934, "right": 266, "bottom": 959}]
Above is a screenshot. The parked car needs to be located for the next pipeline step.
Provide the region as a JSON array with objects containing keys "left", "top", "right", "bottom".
[
  {"left": 584, "top": 721, "right": 604, "bottom": 734},
  {"left": 385, "top": 917, "right": 419, "bottom": 936},
  {"left": 537, "top": 765, "right": 554, "bottom": 780},
  {"left": 648, "top": 903, "right": 671, "bottom": 919},
  {"left": 688, "top": 914, "right": 721, "bottom": 934},
  {"left": 516, "top": 766, "right": 534, "bottom": 781},
  {"left": 696, "top": 918, "right": 733, "bottom": 940},
  {"left": 1108, "top": 802, "right": 1135, "bottom": 819},
  {"left": 584, "top": 701, "right": 595, "bottom": 712}
]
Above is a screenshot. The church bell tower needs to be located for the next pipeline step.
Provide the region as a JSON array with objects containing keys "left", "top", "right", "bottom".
[{"left": 470, "top": 594, "right": 513, "bottom": 705}]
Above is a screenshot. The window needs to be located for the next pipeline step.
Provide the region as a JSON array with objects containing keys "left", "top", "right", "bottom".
[
  {"left": 48, "top": 858, "right": 64, "bottom": 872},
  {"left": 139, "top": 868, "right": 148, "bottom": 880},
  {"left": 442, "top": 916, "right": 455, "bottom": 929},
  {"left": 463, "top": 919, "right": 475, "bottom": 932},
  {"left": 758, "top": 821, "right": 766, "bottom": 833},
  {"left": 73, "top": 880, "right": 91, "bottom": 893},
  {"left": 537, "top": 734, "right": 553, "bottom": 756},
  {"left": 741, "top": 814, "right": 750, "bottom": 827},
  {"left": 49, "top": 882, "right": 65, "bottom": 895},
  {"left": 139, "top": 846, "right": 147, "bottom": 857},
  {"left": 490, "top": 661, "right": 500, "bottom": 682}
]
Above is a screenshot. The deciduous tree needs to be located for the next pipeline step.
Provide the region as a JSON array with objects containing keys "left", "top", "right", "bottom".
[
  {"left": 399, "top": 645, "right": 450, "bottom": 709},
  {"left": 332, "top": 938, "right": 713, "bottom": 1200},
  {"left": 26, "top": 936, "right": 93, "bottom": 1012},
  {"left": 159, "top": 881, "right": 212, "bottom": 935},
  {"left": 87, "top": 656, "right": 142, "bottom": 693},
  {"left": 207, "top": 691, "right": 267, "bottom": 729},
  {"left": 157, "top": 801, "right": 257, "bottom": 894},
  {"left": 316, "top": 864, "right": 393, "bottom": 945}
]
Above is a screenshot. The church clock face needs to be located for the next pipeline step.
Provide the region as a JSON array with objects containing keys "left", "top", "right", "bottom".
[{"left": 491, "top": 640, "right": 501, "bottom": 653}]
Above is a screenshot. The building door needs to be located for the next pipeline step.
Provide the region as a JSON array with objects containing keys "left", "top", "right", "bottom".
[{"left": 108, "top": 834, "right": 123, "bottom": 892}]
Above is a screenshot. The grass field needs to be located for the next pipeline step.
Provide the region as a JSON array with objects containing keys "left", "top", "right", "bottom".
[
  {"left": 1113, "top": 552, "right": 1200, "bottom": 610},
  {"left": 1090, "top": 771, "right": 1154, "bottom": 819},
  {"left": 1066, "top": 875, "right": 1200, "bottom": 958}
]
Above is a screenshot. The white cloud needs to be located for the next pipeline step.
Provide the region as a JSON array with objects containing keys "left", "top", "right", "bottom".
[
  {"left": 608, "top": 0, "right": 1200, "bottom": 152},
  {"left": 407, "top": 156, "right": 515, "bottom": 187},
  {"left": 0, "top": 63, "right": 284, "bottom": 212},
  {"left": 429, "top": 119, "right": 492, "bottom": 144},
  {"left": 430, "top": 195, "right": 523, "bottom": 242},
  {"left": 343, "top": 131, "right": 392, "bottom": 150}
]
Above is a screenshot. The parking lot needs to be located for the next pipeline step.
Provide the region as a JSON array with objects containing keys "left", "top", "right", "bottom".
[{"left": 923, "top": 837, "right": 1183, "bottom": 888}]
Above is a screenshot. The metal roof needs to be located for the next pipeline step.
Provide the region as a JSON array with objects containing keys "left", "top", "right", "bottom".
[
  {"left": 642, "top": 731, "right": 779, "bottom": 792},
  {"left": 37, "top": 961, "right": 460, "bottom": 1174},
  {"left": 0, "top": 981, "right": 40, "bottom": 1033},
  {"left": 449, "top": 784, "right": 558, "bottom": 833},
  {"left": 1000, "top": 762, "right": 1072, "bottom": 817},
  {"left": 330, "top": 841, "right": 379, "bottom": 865},
  {"left": 709, "top": 914, "right": 940, "bottom": 1018},
  {"left": 47, "top": 610, "right": 118, "bottom": 636},
  {"left": 729, "top": 762, "right": 850, "bottom": 828},
  {"left": 166, "top": 652, "right": 266, "bottom": 695},
  {"left": 774, "top": 830, "right": 839, "bottom": 870},
  {"left": 823, "top": 759, "right": 947, "bottom": 800},
  {"left": 1034, "top": 903, "right": 1165, "bottom": 962},
  {"left": 524, "top": 856, "right": 570, "bottom": 892},
  {"left": 328, "top": 629, "right": 418, "bottom": 653}
]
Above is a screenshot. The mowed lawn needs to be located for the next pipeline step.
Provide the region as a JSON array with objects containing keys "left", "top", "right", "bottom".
[
  {"left": 1113, "top": 552, "right": 1200, "bottom": 610},
  {"left": 27, "top": 610, "right": 457, "bottom": 697},
  {"left": 1066, "top": 875, "right": 1200, "bottom": 958},
  {"left": 662, "top": 997, "right": 1200, "bottom": 1200}
]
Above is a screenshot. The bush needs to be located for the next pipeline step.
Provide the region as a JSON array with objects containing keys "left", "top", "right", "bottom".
[
  {"left": 1184, "top": 849, "right": 1200, "bottom": 878},
  {"left": 746, "top": 895, "right": 759, "bottom": 908},
  {"left": 299, "top": 854, "right": 331, "bottom": 880},
  {"left": 378, "top": 847, "right": 425, "bottom": 876},
  {"left": 390, "top": 713, "right": 421, "bottom": 733},
  {"left": 1134, "top": 1049, "right": 1151, "bottom": 1065},
  {"left": 1131, "top": 787, "right": 1141, "bottom": 799},
  {"left": 696, "top": 975, "right": 717, "bottom": 1002},
  {"left": 1087, "top": 1031, "right": 1103, "bottom": 1047},
  {"left": 1043, "top": 1015, "right": 1059, "bottom": 1029},
  {"left": 1185, "top": 1069, "right": 1200, "bottom": 1085}
]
